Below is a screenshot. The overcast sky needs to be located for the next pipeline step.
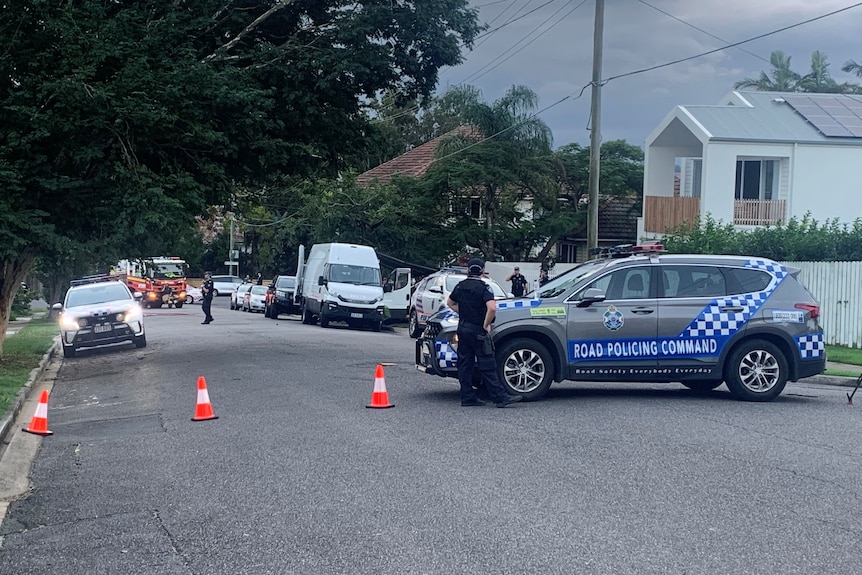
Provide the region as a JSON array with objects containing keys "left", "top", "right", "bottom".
[{"left": 434, "top": 0, "right": 862, "bottom": 149}]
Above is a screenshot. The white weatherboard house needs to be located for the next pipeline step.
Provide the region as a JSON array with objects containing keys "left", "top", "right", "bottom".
[{"left": 638, "top": 91, "right": 862, "bottom": 240}]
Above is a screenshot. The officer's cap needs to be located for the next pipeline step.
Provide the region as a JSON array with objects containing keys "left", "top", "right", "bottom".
[{"left": 467, "top": 258, "right": 485, "bottom": 275}]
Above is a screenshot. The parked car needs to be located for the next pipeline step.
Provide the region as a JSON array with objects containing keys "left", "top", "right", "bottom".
[
  {"left": 264, "top": 275, "right": 299, "bottom": 318},
  {"left": 408, "top": 267, "right": 509, "bottom": 338},
  {"left": 230, "top": 284, "right": 253, "bottom": 310},
  {"left": 184, "top": 285, "right": 202, "bottom": 304},
  {"left": 243, "top": 285, "right": 269, "bottom": 313},
  {"left": 211, "top": 275, "right": 243, "bottom": 297},
  {"left": 53, "top": 275, "right": 146, "bottom": 358},
  {"left": 415, "top": 247, "right": 826, "bottom": 402}
]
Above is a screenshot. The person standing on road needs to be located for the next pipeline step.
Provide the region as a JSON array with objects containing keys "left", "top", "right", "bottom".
[
  {"left": 447, "top": 258, "right": 522, "bottom": 408},
  {"left": 201, "top": 272, "right": 215, "bottom": 324},
  {"left": 506, "top": 266, "right": 527, "bottom": 298}
]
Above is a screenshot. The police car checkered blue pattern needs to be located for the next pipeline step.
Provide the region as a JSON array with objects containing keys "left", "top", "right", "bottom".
[
  {"left": 795, "top": 334, "right": 825, "bottom": 359},
  {"left": 436, "top": 340, "right": 458, "bottom": 368},
  {"left": 497, "top": 299, "right": 542, "bottom": 310},
  {"left": 681, "top": 259, "right": 786, "bottom": 338}
]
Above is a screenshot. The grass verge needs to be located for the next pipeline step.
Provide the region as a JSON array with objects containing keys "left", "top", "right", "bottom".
[
  {"left": 825, "top": 345, "right": 862, "bottom": 366},
  {"left": 0, "top": 317, "right": 57, "bottom": 415}
]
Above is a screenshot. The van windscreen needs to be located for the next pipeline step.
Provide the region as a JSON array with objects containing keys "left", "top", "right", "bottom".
[{"left": 329, "top": 264, "right": 381, "bottom": 286}]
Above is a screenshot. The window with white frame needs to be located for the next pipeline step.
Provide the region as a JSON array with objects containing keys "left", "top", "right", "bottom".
[{"left": 735, "top": 159, "right": 778, "bottom": 200}]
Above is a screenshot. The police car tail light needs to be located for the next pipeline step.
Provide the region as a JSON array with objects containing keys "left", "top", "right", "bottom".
[{"left": 794, "top": 303, "right": 820, "bottom": 319}]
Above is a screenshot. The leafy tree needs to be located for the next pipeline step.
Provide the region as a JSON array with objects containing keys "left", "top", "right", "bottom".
[
  {"left": 0, "top": 0, "right": 481, "bottom": 358},
  {"left": 551, "top": 140, "right": 644, "bottom": 260},
  {"left": 422, "top": 85, "right": 562, "bottom": 261}
]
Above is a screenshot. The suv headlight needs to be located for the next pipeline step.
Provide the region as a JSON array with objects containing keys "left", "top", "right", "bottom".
[
  {"left": 118, "top": 305, "right": 142, "bottom": 323},
  {"left": 59, "top": 314, "right": 82, "bottom": 330}
]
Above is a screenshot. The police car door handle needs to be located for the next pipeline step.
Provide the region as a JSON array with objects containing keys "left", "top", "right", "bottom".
[
  {"left": 631, "top": 307, "right": 655, "bottom": 314},
  {"left": 720, "top": 306, "right": 745, "bottom": 313}
]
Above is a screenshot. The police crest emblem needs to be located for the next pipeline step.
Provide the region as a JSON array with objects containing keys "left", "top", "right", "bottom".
[{"left": 603, "top": 305, "right": 624, "bottom": 331}]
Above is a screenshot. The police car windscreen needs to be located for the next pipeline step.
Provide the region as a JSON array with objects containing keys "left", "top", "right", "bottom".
[{"left": 67, "top": 284, "right": 131, "bottom": 307}]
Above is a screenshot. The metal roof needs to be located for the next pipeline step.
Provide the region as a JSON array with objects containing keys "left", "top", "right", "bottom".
[{"left": 679, "top": 91, "right": 862, "bottom": 144}]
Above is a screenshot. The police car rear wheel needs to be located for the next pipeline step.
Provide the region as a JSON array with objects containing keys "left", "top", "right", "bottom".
[
  {"left": 496, "top": 338, "right": 553, "bottom": 401},
  {"left": 725, "top": 339, "right": 788, "bottom": 402}
]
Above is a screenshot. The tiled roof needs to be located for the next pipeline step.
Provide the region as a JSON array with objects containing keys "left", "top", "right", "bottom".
[{"left": 356, "top": 126, "right": 481, "bottom": 187}]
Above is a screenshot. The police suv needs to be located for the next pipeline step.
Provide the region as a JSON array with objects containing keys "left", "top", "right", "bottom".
[
  {"left": 54, "top": 275, "right": 147, "bottom": 358},
  {"left": 415, "top": 246, "right": 825, "bottom": 402}
]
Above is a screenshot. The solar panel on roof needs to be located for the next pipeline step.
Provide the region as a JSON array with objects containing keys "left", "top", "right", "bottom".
[{"left": 782, "top": 94, "right": 862, "bottom": 138}]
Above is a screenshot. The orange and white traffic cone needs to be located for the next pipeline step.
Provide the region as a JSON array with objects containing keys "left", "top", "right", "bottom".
[
  {"left": 23, "top": 389, "right": 53, "bottom": 436},
  {"left": 367, "top": 364, "right": 394, "bottom": 409},
  {"left": 191, "top": 376, "right": 218, "bottom": 421}
]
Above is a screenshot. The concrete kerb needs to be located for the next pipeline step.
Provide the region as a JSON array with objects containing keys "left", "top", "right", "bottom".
[{"left": 0, "top": 337, "right": 59, "bottom": 449}]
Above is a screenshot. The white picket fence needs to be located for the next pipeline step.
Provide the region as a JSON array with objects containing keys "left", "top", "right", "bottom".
[{"left": 782, "top": 261, "right": 862, "bottom": 348}]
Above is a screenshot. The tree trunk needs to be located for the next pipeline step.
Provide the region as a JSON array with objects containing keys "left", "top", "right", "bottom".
[{"left": 0, "top": 254, "right": 36, "bottom": 361}]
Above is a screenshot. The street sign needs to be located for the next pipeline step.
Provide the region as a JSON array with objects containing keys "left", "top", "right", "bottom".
[{"left": 224, "top": 261, "right": 238, "bottom": 266}]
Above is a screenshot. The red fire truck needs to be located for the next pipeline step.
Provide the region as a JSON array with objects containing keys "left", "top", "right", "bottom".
[{"left": 113, "top": 257, "right": 189, "bottom": 308}]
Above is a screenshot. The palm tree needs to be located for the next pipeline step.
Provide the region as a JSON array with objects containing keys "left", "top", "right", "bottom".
[
  {"left": 843, "top": 59, "right": 862, "bottom": 78},
  {"left": 798, "top": 51, "right": 860, "bottom": 94},
  {"left": 734, "top": 50, "right": 800, "bottom": 91}
]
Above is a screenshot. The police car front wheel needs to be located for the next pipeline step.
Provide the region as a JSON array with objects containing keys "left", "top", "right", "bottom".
[
  {"left": 725, "top": 339, "right": 789, "bottom": 402},
  {"left": 496, "top": 338, "right": 553, "bottom": 401}
]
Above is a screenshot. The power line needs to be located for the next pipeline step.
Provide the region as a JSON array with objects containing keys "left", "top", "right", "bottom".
[
  {"left": 472, "top": 0, "right": 561, "bottom": 41},
  {"left": 458, "top": 0, "right": 588, "bottom": 86},
  {"left": 635, "top": 0, "right": 770, "bottom": 65},
  {"left": 433, "top": 1, "right": 862, "bottom": 164},
  {"left": 604, "top": 1, "right": 862, "bottom": 84}
]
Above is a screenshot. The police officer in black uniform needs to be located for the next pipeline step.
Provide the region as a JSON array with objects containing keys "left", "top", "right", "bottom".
[
  {"left": 201, "top": 272, "right": 215, "bottom": 324},
  {"left": 447, "top": 258, "right": 522, "bottom": 408}
]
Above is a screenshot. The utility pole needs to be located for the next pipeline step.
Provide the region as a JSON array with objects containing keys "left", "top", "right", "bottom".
[
  {"left": 587, "top": 0, "right": 605, "bottom": 252},
  {"left": 229, "top": 216, "right": 235, "bottom": 277}
]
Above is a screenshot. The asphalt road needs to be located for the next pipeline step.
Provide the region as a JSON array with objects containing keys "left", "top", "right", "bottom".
[{"left": 1, "top": 297, "right": 860, "bottom": 574}]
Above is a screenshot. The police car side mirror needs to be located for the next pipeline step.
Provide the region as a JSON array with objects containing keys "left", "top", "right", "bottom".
[
  {"left": 52, "top": 302, "right": 63, "bottom": 310},
  {"left": 577, "top": 288, "right": 606, "bottom": 307},
  {"left": 133, "top": 292, "right": 143, "bottom": 301}
]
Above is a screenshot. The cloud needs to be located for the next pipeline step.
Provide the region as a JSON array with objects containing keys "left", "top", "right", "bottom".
[{"left": 439, "top": 1, "right": 862, "bottom": 147}]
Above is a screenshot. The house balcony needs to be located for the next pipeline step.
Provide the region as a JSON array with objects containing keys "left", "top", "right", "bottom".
[
  {"left": 643, "top": 196, "right": 787, "bottom": 234},
  {"left": 733, "top": 199, "right": 786, "bottom": 227}
]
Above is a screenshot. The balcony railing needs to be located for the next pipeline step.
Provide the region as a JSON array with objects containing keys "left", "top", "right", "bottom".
[
  {"left": 733, "top": 199, "right": 786, "bottom": 226},
  {"left": 644, "top": 196, "right": 700, "bottom": 234}
]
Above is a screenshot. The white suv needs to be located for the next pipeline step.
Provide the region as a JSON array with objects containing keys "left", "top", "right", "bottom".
[
  {"left": 54, "top": 277, "right": 146, "bottom": 358},
  {"left": 407, "top": 267, "right": 509, "bottom": 338}
]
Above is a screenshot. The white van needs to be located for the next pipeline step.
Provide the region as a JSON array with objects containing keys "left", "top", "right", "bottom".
[{"left": 297, "top": 243, "right": 385, "bottom": 331}]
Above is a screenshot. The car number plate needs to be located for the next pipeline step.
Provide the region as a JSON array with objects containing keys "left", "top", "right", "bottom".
[
  {"left": 93, "top": 323, "right": 112, "bottom": 333},
  {"left": 350, "top": 313, "right": 363, "bottom": 318}
]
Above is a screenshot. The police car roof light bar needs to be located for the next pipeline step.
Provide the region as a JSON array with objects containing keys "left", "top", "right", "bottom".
[
  {"left": 70, "top": 273, "right": 123, "bottom": 286},
  {"left": 589, "top": 243, "right": 666, "bottom": 260}
]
